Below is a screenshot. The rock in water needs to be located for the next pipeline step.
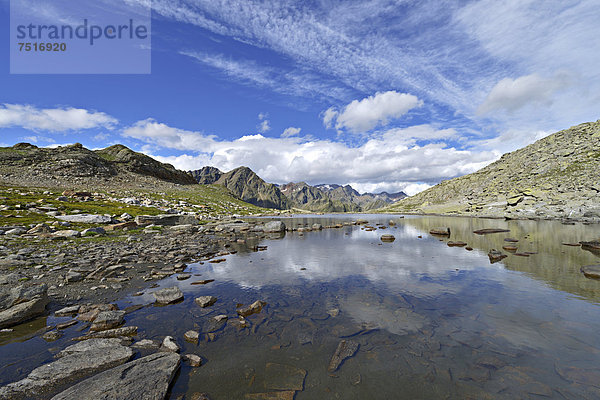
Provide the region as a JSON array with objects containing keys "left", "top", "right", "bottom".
[
  {"left": 160, "top": 336, "right": 180, "bottom": 353},
  {"left": 195, "top": 296, "right": 217, "bottom": 308},
  {"left": 0, "top": 284, "right": 49, "bottom": 329},
  {"left": 581, "top": 265, "right": 600, "bottom": 279},
  {"left": 473, "top": 228, "right": 510, "bottom": 235},
  {"left": 0, "top": 338, "right": 133, "bottom": 399},
  {"left": 51, "top": 352, "right": 180, "bottom": 400},
  {"left": 380, "top": 234, "right": 395, "bottom": 242},
  {"left": 264, "top": 363, "right": 306, "bottom": 391},
  {"left": 328, "top": 339, "right": 359, "bottom": 372},
  {"left": 488, "top": 249, "right": 507, "bottom": 264},
  {"left": 447, "top": 241, "right": 467, "bottom": 247},
  {"left": 153, "top": 287, "right": 184, "bottom": 304},
  {"left": 264, "top": 221, "right": 286, "bottom": 233},
  {"left": 237, "top": 300, "right": 266, "bottom": 317},
  {"left": 429, "top": 227, "right": 450, "bottom": 236}
]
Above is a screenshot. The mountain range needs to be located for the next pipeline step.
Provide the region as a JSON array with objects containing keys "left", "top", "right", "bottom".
[{"left": 190, "top": 166, "right": 406, "bottom": 212}]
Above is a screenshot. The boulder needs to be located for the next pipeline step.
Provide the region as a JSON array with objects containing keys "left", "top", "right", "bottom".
[
  {"left": 184, "top": 330, "right": 200, "bottom": 343},
  {"left": 429, "top": 227, "right": 450, "bottom": 236},
  {"left": 81, "top": 227, "right": 106, "bottom": 236},
  {"left": 153, "top": 287, "right": 184, "bottom": 305},
  {"left": 160, "top": 336, "right": 180, "bottom": 353},
  {"left": 0, "top": 339, "right": 133, "bottom": 400},
  {"left": 264, "top": 221, "right": 286, "bottom": 233},
  {"left": 55, "top": 214, "right": 112, "bottom": 224},
  {"left": 51, "top": 352, "right": 180, "bottom": 400},
  {"left": 0, "top": 284, "right": 48, "bottom": 329}
]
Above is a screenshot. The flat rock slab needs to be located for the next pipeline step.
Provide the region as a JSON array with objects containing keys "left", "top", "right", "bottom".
[
  {"left": 380, "top": 234, "right": 395, "bottom": 242},
  {"left": 447, "top": 241, "right": 467, "bottom": 247},
  {"left": 473, "top": 228, "right": 510, "bottom": 235},
  {"left": 581, "top": 265, "right": 600, "bottom": 279},
  {"left": 264, "top": 363, "right": 306, "bottom": 391},
  {"left": 264, "top": 221, "right": 286, "bottom": 233},
  {"left": 153, "top": 287, "right": 184, "bottom": 304},
  {"left": 328, "top": 339, "right": 359, "bottom": 372},
  {"left": 56, "top": 214, "right": 112, "bottom": 224},
  {"left": 429, "top": 228, "right": 450, "bottom": 236},
  {"left": 51, "top": 352, "right": 180, "bottom": 400},
  {"left": 0, "top": 338, "right": 133, "bottom": 400}
]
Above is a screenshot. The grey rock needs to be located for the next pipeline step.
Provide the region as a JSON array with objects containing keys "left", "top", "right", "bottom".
[
  {"left": 153, "top": 287, "right": 184, "bottom": 304},
  {"left": 55, "top": 305, "right": 81, "bottom": 317},
  {"left": 0, "top": 284, "right": 49, "bottom": 329},
  {"left": 184, "top": 330, "right": 200, "bottom": 343},
  {"left": 74, "top": 326, "right": 137, "bottom": 341},
  {"left": 131, "top": 339, "right": 159, "bottom": 349},
  {"left": 160, "top": 336, "right": 180, "bottom": 353},
  {"left": 135, "top": 214, "right": 198, "bottom": 226},
  {"left": 183, "top": 354, "right": 202, "bottom": 367},
  {"left": 51, "top": 352, "right": 180, "bottom": 400},
  {"left": 56, "top": 214, "right": 112, "bottom": 224},
  {"left": 581, "top": 265, "right": 600, "bottom": 279},
  {"left": 89, "top": 310, "right": 125, "bottom": 331},
  {"left": 0, "top": 338, "right": 133, "bottom": 400},
  {"left": 66, "top": 270, "right": 83, "bottom": 283},
  {"left": 237, "top": 300, "right": 266, "bottom": 317},
  {"left": 51, "top": 230, "right": 81, "bottom": 238},
  {"left": 264, "top": 221, "right": 286, "bottom": 233},
  {"left": 81, "top": 227, "right": 106, "bottom": 236},
  {"left": 5, "top": 228, "right": 26, "bottom": 236}
]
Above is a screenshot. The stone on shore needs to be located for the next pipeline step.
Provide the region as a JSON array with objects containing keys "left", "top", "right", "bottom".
[
  {"left": 0, "top": 338, "right": 133, "bottom": 400},
  {"left": 153, "top": 287, "right": 184, "bottom": 305},
  {"left": 51, "top": 352, "right": 180, "bottom": 400},
  {"left": 56, "top": 214, "right": 112, "bottom": 224},
  {"left": 0, "top": 284, "right": 49, "bottom": 329},
  {"left": 51, "top": 230, "right": 81, "bottom": 239}
]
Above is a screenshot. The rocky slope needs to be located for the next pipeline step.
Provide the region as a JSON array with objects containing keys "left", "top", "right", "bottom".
[
  {"left": 315, "top": 184, "right": 407, "bottom": 211},
  {"left": 384, "top": 120, "right": 600, "bottom": 221},
  {"left": 280, "top": 182, "right": 360, "bottom": 212},
  {"left": 0, "top": 143, "right": 196, "bottom": 187},
  {"left": 191, "top": 166, "right": 290, "bottom": 209}
]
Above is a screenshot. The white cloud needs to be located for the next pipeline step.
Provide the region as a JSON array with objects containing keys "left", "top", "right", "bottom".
[
  {"left": 22, "top": 135, "right": 55, "bottom": 144},
  {"left": 0, "top": 104, "right": 117, "bottom": 132},
  {"left": 281, "top": 127, "right": 301, "bottom": 138},
  {"left": 127, "top": 119, "right": 497, "bottom": 192},
  {"left": 324, "top": 91, "right": 423, "bottom": 133},
  {"left": 478, "top": 73, "right": 570, "bottom": 115},
  {"left": 257, "top": 119, "right": 270, "bottom": 133}
]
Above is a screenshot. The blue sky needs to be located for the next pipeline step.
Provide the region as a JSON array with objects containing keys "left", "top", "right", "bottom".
[{"left": 1, "top": 0, "right": 599, "bottom": 195}]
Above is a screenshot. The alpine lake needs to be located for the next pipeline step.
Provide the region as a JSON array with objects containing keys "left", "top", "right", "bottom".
[{"left": 3, "top": 214, "right": 600, "bottom": 399}]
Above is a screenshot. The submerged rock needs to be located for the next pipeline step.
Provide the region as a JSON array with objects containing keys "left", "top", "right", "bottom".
[
  {"left": 265, "top": 363, "right": 306, "bottom": 391},
  {"left": 328, "top": 339, "right": 359, "bottom": 372},
  {"left": 473, "top": 228, "right": 510, "bottom": 235},
  {"left": 238, "top": 300, "right": 266, "bottom": 317},
  {"left": 153, "top": 287, "right": 184, "bottom": 305},
  {"left": 0, "top": 338, "right": 133, "bottom": 399},
  {"left": 51, "top": 352, "right": 180, "bottom": 400}
]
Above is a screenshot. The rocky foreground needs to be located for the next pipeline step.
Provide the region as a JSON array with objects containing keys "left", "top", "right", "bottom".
[{"left": 384, "top": 120, "right": 600, "bottom": 222}]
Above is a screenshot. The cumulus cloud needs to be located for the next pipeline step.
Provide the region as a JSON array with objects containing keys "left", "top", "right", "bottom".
[
  {"left": 324, "top": 91, "right": 423, "bottom": 133},
  {"left": 477, "top": 73, "right": 570, "bottom": 115},
  {"left": 0, "top": 104, "right": 118, "bottom": 132},
  {"left": 281, "top": 127, "right": 301, "bottom": 138},
  {"left": 125, "top": 119, "right": 496, "bottom": 195}
]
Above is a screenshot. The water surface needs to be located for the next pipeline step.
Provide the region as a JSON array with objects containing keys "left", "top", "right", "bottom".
[{"left": 3, "top": 214, "right": 600, "bottom": 399}]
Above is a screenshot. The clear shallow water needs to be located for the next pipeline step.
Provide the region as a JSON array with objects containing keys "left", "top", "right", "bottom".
[{"left": 3, "top": 214, "right": 600, "bottom": 399}]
